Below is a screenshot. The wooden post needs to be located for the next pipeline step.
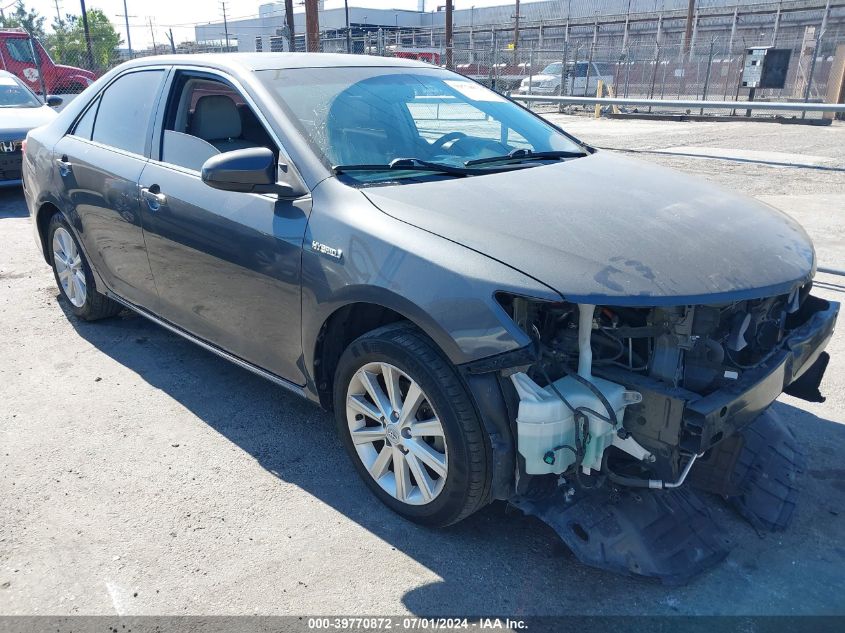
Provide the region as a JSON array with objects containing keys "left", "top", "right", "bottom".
[
  {"left": 825, "top": 44, "right": 845, "bottom": 120},
  {"left": 284, "top": 0, "right": 295, "bottom": 51},
  {"left": 305, "top": 0, "right": 320, "bottom": 53},
  {"left": 445, "top": 0, "right": 453, "bottom": 70}
]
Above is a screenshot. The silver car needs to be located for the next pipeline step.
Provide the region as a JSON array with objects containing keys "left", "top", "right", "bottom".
[{"left": 0, "top": 70, "right": 60, "bottom": 186}]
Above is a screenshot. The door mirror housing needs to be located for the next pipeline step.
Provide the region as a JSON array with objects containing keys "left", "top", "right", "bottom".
[
  {"left": 201, "top": 147, "right": 307, "bottom": 199},
  {"left": 46, "top": 95, "right": 63, "bottom": 108}
]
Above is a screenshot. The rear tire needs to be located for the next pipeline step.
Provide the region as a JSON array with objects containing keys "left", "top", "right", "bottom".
[
  {"left": 48, "top": 213, "right": 121, "bottom": 321},
  {"left": 333, "top": 322, "right": 491, "bottom": 527}
]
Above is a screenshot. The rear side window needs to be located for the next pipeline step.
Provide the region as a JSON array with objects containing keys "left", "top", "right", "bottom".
[
  {"left": 72, "top": 98, "right": 99, "bottom": 140},
  {"left": 92, "top": 70, "right": 164, "bottom": 155}
]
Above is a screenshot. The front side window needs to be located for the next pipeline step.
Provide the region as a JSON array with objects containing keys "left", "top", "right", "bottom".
[
  {"left": 0, "top": 74, "right": 42, "bottom": 108},
  {"left": 158, "top": 74, "right": 277, "bottom": 172},
  {"left": 258, "top": 66, "right": 584, "bottom": 184},
  {"left": 5, "top": 39, "right": 35, "bottom": 63},
  {"left": 91, "top": 70, "right": 164, "bottom": 155}
]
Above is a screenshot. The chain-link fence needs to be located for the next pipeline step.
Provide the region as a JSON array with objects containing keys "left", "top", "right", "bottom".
[
  {"left": 1, "top": 26, "right": 232, "bottom": 103},
  {"left": 5, "top": 0, "right": 843, "bottom": 122},
  {"left": 311, "top": 1, "right": 844, "bottom": 121}
]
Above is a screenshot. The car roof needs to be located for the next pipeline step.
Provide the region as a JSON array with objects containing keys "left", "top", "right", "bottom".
[{"left": 119, "top": 52, "right": 434, "bottom": 73}]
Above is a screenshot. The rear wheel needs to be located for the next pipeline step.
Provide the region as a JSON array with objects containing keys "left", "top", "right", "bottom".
[
  {"left": 333, "top": 323, "right": 491, "bottom": 527},
  {"left": 48, "top": 213, "right": 121, "bottom": 321}
]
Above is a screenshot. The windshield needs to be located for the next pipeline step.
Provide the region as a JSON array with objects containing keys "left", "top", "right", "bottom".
[
  {"left": 257, "top": 66, "right": 584, "bottom": 183},
  {"left": 541, "top": 63, "right": 562, "bottom": 75},
  {"left": 0, "top": 75, "right": 42, "bottom": 108}
]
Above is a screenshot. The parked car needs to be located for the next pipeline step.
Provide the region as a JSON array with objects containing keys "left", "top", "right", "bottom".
[
  {"left": 22, "top": 54, "right": 837, "bottom": 579},
  {"left": 516, "top": 61, "right": 614, "bottom": 95},
  {"left": 0, "top": 70, "right": 60, "bottom": 186},
  {"left": 0, "top": 29, "right": 95, "bottom": 94}
]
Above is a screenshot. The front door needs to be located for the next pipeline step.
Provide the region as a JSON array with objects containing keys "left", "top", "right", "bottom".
[
  {"left": 53, "top": 68, "right": 167, "bottom": 310},
  {"left": 139, "top": 71, "right": 309, "bottom": 384}
]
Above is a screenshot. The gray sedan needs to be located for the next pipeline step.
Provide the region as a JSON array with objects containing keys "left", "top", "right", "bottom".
[{"left": 21, "top": 53, "right": 838, "bottom": 582}]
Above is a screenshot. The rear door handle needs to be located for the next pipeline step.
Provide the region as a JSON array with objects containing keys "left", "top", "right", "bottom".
[
  {"left": 141, "top": 186, "right": 167, "bottom": 210},
  {"left": 55, "top": 156, "right": 72, "bottom": 176}
]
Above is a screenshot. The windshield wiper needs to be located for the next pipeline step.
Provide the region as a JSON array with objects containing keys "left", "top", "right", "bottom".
[
  {"left": 333, "top": 157, "right": 473, "bottom": 177},
  {"left": 464, "top": 148, "right": 587, "bottom": 167}
]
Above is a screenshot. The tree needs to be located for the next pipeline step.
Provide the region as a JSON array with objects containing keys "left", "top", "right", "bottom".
[
  {"left": 0, "top": 0, "right": 47, "bottom": 39},
  {"left": 48, "top": 9, "right": 122, "bottom": 69}
]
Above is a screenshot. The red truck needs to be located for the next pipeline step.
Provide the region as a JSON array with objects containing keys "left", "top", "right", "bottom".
[{"left": 0, "top": 29, "right": 95, "bottom": 94}]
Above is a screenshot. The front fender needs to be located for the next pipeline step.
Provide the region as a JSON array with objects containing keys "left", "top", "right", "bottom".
[{"left": 301, "top": 178, "right": 561, "bottom": 380}]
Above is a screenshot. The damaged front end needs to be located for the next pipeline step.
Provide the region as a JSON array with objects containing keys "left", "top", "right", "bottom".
[{"left": 473, "top": 287, "right": 838, "bottom": 583}]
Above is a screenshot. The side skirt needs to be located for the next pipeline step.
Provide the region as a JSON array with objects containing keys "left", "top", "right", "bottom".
[{"left": 107, "top": 292, "right": 308, "bottom": 400}]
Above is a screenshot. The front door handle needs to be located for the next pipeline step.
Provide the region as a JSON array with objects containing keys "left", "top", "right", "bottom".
[
  {"left": 141, "top": 186, "right": 167, "bottom": 210},
  {"left": 55, "top": 156, "right": 72, "bottom": 176}
]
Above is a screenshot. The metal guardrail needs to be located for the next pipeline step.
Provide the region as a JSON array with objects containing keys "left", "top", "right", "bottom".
[
  {"left": 511, "top": 95, "right": 845, "bottom": 113},
  {"left": 818, "top": 267, "right": 845, "bottom": 277}
]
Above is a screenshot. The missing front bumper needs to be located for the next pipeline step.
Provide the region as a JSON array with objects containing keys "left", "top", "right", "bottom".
[{"left": 597, "top": 296, "right": 838, "bottom": 479}]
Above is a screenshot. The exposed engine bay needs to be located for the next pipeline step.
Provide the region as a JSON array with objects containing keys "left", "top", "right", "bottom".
[{"left": 497, "top": 285, "right": 836, "bottom": 493}]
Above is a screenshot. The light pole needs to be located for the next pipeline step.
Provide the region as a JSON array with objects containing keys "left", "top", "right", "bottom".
[
  {"left": 122, "top": 0, "right": 133, "bottom": 58},
  {"left": 79, "top": 0, "right": 95, "bottom": 69},
  {"left": 344, "top": 0, "right": 351, "bottom": 53}
]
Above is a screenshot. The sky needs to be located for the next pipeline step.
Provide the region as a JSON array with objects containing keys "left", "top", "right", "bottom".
[{"left": 17, "top": 0, "right": 538, "bottom": 50}]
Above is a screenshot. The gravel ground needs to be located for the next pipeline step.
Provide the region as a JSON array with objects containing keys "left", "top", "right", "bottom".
[{"left": 1, "top": 117, "right": 844, "bottom": 617}]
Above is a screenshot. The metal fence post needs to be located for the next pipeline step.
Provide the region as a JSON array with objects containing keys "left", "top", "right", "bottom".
[
  {"left": 527, "top": 46, "right": 534, "bottom": 108},
  {"left": 700, "top": 37, "right": 716, "bottom": 114},
  {"left": 558, "top": 38, "right": 568, "bottom": 113},
  {"left": 802, "top": 32, "right": 823, "bottom": 118},
  {"left": 25, "top": 32, "right": 49, "bottom": 102},
  {"left": 649, "top": 45, "right": 661, "bottom": 110}
]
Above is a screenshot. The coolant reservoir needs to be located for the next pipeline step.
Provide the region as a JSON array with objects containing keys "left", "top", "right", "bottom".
[{"left": 511, "top": 372, "right": 642, "bottom": 475}]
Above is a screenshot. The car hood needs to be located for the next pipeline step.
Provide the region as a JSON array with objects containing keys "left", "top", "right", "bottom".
[
  {"left": 362, "top": 151, "right": 815, "bottom": 306},
  {"left": 55, "top": 64, "right": 94, "bottom": 78},
  {"left": 0, "top": 105, "right": 57, "bottom": 139}
]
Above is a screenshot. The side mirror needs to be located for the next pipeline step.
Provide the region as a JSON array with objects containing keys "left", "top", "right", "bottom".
[
  {"left": 46, "top": 95, "right": 63, "bottom": 108},
  {"left": 201, "top": 147, "right": 307, "bottom": 199}
]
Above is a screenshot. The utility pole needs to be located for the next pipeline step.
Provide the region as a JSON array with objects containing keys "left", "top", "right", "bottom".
[
  {"left": 445, "top": 0, "right": 453, "bottom": 69},
  {"left": 148, "top": 17, "right": 157, "bottom": 53},
  {"left": 166, "top": 28, "right": 176, "bottom": 54},
  {"left": 221, "top": 1, "right": 230, "bottom": 50},
  {"left": 122, "top": 0, "right": 133, "bottom": 58},
  {"left": 344, "top": 0, "right": 351, "bottom": 53},
  {"left": 284, "top": 0, "right": 295, "bottom": 52},
  {"left": 53, "top": 0, "right": 65, "bottom": 65},
  {"left": 79, "top": 0, "right": 95, "bottom": 69},
  {"left": 305, "top": 0, "right": 320, "bottom": 53},
  {"left": 512, "top": 0, "right": 520, "bottom": 64},
  {"left": 683, "top": 0, "right": 695, "bottom": 57}
]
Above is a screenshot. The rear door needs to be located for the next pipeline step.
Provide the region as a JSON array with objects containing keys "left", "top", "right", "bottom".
[
  {"left": 53, "top": 67, "right": 167, "bottom": 310},
  {"left": 138, "top": 68, "right": 310, "bottom": 384}
]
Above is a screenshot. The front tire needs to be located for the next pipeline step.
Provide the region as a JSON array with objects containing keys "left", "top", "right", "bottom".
[
  {"left": 48, "top": 213, "right": 121, "bottom": 321},
  {"left": 333, "top": 323, "right": 491, "bottom": 527}
]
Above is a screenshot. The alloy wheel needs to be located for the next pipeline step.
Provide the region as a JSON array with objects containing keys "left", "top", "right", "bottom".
[
  {"left": 345, "top": 362, "right": 448, "bottom": 505},
  {"left": 52, "top": 227, "right": 86, "bottom": 308}
]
